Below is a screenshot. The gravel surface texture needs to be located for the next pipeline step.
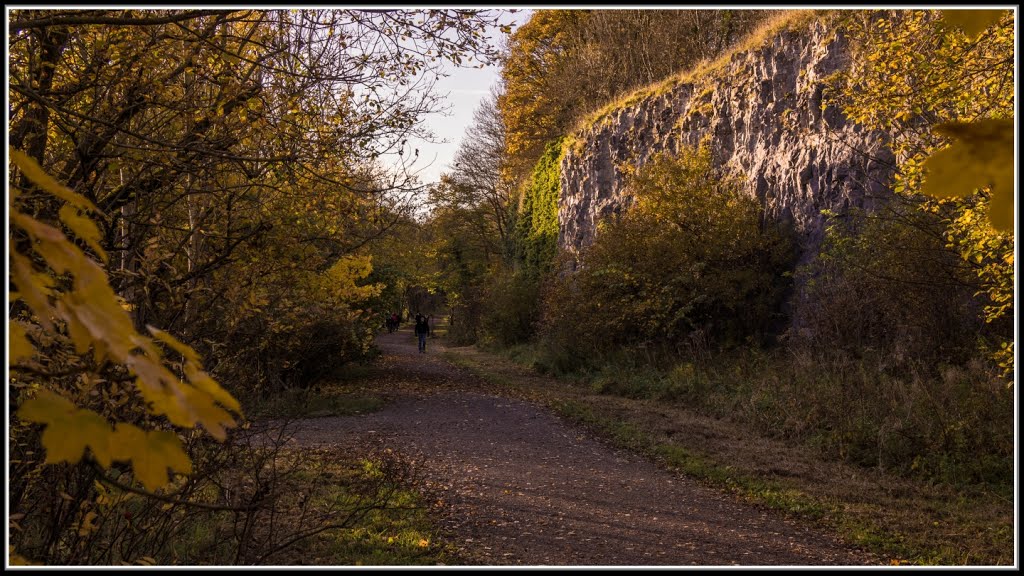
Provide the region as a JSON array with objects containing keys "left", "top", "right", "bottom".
[{"left": 282, "top": 330, "right": 880, "bottom": 566}]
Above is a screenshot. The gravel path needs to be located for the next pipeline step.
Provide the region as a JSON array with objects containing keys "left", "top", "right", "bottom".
[{"left": 283, "top": 330, "right": 879, "bottom": 566}]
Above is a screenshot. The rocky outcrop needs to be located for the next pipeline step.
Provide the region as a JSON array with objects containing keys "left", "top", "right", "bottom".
[{"left": 559, "top": 16, "right": 895, "bottom": 262}]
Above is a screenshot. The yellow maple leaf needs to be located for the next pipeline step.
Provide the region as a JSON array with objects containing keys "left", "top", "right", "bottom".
[
  {"left": 184, "top": 362, "right": 243, "bottom": 415},
  {"left": 59, "top": 204, "right": 108, "bottom": 263},
  {"left": 940, "top": 9, "right": 1007, "bottom": 38},
  {"left": 9, "top": 320, "right": 35, "bottom": 362},
  {"left": 17, "top": 391, "right": 115, "bottom": 466},
  {"left": 10, "top": 148, "right": 100, "bottom": 214},
  {"left": 110, "top": 424, "right": 192, "bottom": 491},
  {"left": 921, "top": 119, "right": 1014, "bottom": 232}
]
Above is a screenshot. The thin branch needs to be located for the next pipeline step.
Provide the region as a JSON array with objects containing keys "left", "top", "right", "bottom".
[
  {"left": 9, "top": 10, "right": 238, "bottom": 33},
  {"left": 91, "top": 460, "right": 263, "bottom": 512}
]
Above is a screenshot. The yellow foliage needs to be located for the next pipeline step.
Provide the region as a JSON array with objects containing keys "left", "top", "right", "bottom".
[
  {"left": 921, "top": 120, "right": 1014, "bottom": 231},
  {"left": 11, "top": 252, "right": 55, "bottom": 330},
  {"left": 10, "top": 149, "right": 240, "bottom": 490},
  {"left": 108, "top": 424, "right": 192, "bottom": 491},
  {"left": 939, "top": 9, "right": 1008, "bottom": 38},
  {"left": 10, "top": 149, "right": 99, "bottom": 213},
  {"left": 17, "top": 390, "right": 115, "bottom": 467},
  {"left": 10, "top": 320, "right": 35, "bottom": 362},
  {"left": 325, "top": 254, "right": 381, "bottom": 303},
  {"left": 16, "top": 390, "right": 193, "bottom": 491},
  {"left": 829, "top": 10, "right": 1015, "bottom": 380},
  {"left": 58, "top": 204, "right": 107, "bottom": 263}
]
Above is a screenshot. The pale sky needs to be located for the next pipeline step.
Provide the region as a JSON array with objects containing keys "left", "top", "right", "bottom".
[{"left": 390, "top": 9, "right": 534, "bottom": 187}]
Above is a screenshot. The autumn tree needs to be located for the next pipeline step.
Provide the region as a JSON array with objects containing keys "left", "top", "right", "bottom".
[
  {"left": 8, "top": 8, "right": 508, "bottom": 563},
  {"left": 498, "top": 9, "right": 776, "bottom": 188}
]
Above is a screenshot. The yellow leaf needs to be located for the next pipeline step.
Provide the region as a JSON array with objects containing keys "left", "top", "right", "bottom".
[
  {"left": 148, "top": 326, "right": 200, "bottom": 364},
  {"left": 130, "top": 360, "right": 237, "bottom": 439},
  {"left": 10, "top": 148, "right": 100, "bottom": 213},
  {"left": 65, "top": 265, "right": 142, "bottom": 361},
  {"left": 130, "top": 363, "right": 190, "bottom": 427},
  {"left": 18, "top": 391, "right": 114, "bottom": 466},
  {"left": 78, "top": 511, "right": 99, "bottom": 536},
  {"left": 11, "top": 252, "right": 54, "bottom": 330},
  {"left": 60, "top": 302, "right": 97, "bottom": 357},
  {"left": 184, "top": 363, "right": 242, "bottom": 415},
  {"left": 940, "top": 9, "right": 1006, "bottom": 38},
  {"left": 14, "top": 212, "right": 82, "bottom": 275},
  {"left": 922, "top": 119, "right": 1015, "bottom": 231},
  {"left": 18, "top": 389, "right": 76, "bottom": 423},
  {"left": 111, "top": 424, "right": 191, "bottom": 491},
  {"left": 10, "top": 320, "right": 34, "bottom": 362},
  {"left": 59, "top": 205, "right": 108, "bottom": 263},
  {"left": 182, "top": 385, "right": 236, "bottom": 440}
]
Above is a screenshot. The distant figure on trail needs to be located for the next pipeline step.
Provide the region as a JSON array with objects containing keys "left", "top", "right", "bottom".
[
  {"left": 414, "top": 313, "right": 430, "bottom": 353},
  {"left": 387, "top": 312, "right": 400, "bottom": 333}
]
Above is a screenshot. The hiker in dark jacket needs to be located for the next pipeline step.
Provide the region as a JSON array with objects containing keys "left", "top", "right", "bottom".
[{"left": 414, "top": 313, "right": 430, "bottom": 353}]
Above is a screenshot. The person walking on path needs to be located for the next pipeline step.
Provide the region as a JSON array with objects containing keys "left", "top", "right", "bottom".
[{"left": 414, "top": 313, "right": 430, "bottom": 353}]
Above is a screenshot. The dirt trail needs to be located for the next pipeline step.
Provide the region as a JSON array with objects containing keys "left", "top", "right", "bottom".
[{"left": 283, "top": 329, "right": 880, "bottom": 566}]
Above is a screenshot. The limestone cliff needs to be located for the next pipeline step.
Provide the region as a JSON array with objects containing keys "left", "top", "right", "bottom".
[{"left": 558, "top": 14, "right": 894, "bottom": 261}]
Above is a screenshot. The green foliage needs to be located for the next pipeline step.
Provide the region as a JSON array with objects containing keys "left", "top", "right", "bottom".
[
  {"left": 424, "top": 176, "right": 504, "bottom": 345},
  {"left": 477, "top": 267, "right": 544, "bottom": 349},
  {"left": 513, "top": 138, "right": 564, "bottom": 275},
  {"left": 540, "top": 144, "right": 795, "bottom": 368}
]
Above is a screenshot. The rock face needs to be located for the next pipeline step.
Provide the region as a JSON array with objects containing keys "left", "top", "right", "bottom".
[{"left": 559, "top": 16, "right": 895, "bottom": 262}]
